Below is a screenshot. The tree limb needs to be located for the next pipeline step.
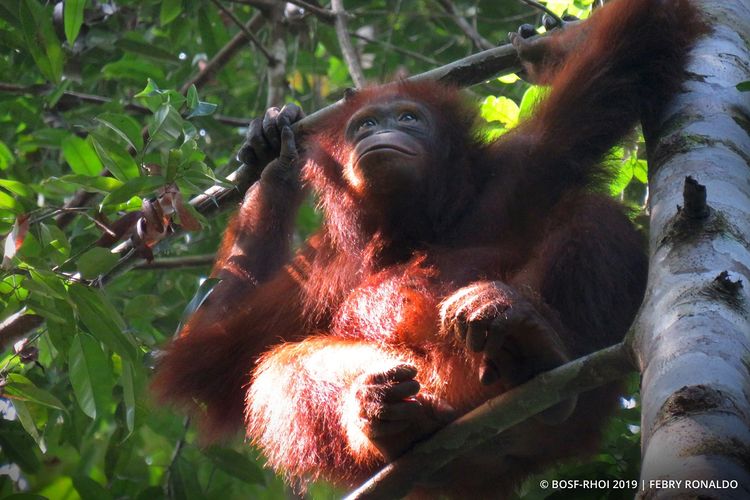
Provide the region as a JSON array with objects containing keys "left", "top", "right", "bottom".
[
  {"left": 331, "top": 0, "right": 366, "bottom": 87},
  {"left": 347, "top": 342, "right": 636, "bottom": 499}
]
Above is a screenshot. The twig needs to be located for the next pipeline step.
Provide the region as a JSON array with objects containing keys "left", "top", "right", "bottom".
[
  {"left": 163, "top": 416, "right": 191, "bottom": 496},
  {"left": 209, "top": 0, "right": 278, "bottom": 66},
  {"left": 331, "top": 0, "right": 366, "bottom": 88},
  {"left": 518, "top": 0, "right": 564, "bottom": 27},
  {"left": 436, "top": 0, "right": 495, "bottom": 50},
  {"left": 346, "top": 342, "right": 635, "bottom": 499},
  {"left": 286, "top": 0, "right": 338, "bottom": 22},
  {"left": 0, "top": 83, "right": 252, "bottom": 127},
  {"left": 134, "top": 254, "right": 216, "bottom": 270},
  {"left": 180, "top": 12, "right": 266, "bottom": 93},
  {"left": 225, "top": 0, "right": 276, "bottom": 11},
  {"left": 349, "top": 31, "right": 439, "bottom": 66}
]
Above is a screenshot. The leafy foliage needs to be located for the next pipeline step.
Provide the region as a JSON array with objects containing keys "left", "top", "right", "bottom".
[{"left": 0, "top": 0, "right": 645, "bottom": 498}]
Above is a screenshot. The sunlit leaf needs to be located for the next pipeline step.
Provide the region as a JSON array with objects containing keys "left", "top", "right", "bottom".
[
  {"left": 62, "top": 135, "right": 103, "bottom": 176},
  {"left": 480, "top": 96, "right": 519, "bottom": 129},
  {"left": 0, "top": 140, "right": 13, "bottom": 170}
]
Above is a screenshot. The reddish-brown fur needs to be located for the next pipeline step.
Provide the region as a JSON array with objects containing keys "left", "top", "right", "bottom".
[{"left": 152, "top": 0, "right": 705, "bottom": 496}]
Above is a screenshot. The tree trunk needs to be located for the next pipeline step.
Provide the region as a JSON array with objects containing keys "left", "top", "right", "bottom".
[{"left": 634, "top": 1, "right": 750, "bottom": 498}]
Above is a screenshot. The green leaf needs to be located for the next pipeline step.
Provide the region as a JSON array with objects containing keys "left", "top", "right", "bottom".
[
  {"left": 0, "top": 179, "right": 32, "bottom": 198},
  {"left": 498, "top": 73, "right": 521, "bottom": 84},
  {"left": 77, "top": 247, "right": 119, "bottom": 279},
  {"left": 18, "top": 0, "right": 63, "bottom": 82},
  {"left": 204, "top": 447, "right": 265, "bottom": 485},
  {"left": 0, "top": 140, "right": 13, "bottom": 170},
  {"left": 121, "top": 360, "right": 136, "bottom": 433},
  {"left": 95, "top": 112, "right": 144, "bottom": 152},
  {"left": 73, "top": 476, "right": 113, "bottom": 500},
  {"left": 115, "top": 38, "right": 179, "bottom": 64},
  {"left": 68, "top": 284, "right": 137, "bottom": 362},
  {"left": 136, "top": 487, "right": 165, "bottom": 500},
  {"left": 187, "top": 85, "right": 199, "bottom": 109},
  {"left": 53, "top": 174, "right": 124, "bottom": 193},
  {"left": 633, "top": 158, "right": 648, "bottom": 183},
  {"left": 101, "top": 175, "right": 165, "bottom": 206},
  {"left": 69, "top": 333, "right": 113, "bottom": 419},
  {"left": 480, "top": 96, "right": 519, "bottom": 128},
  {"left": 148, "top": 104, "right": 183, "bottom": 149},
  {"left": 62, "top": 135, "right": 104, "bottom": 176},
  {"left": 90, "top": 135, "right": 140, "bottom": 181},
  {"left": 102, "top": 58, "right": 166, "bottom": 85},
  {"left": 736, "top": 81, "right": 750, "bottom": 92},
  {"left": 519, "top": 85, "right": 550, "bottom": 122},
  {"left": 64, "top": 0, "right": 87, "bottom": 45},
  {"left": 160, "top": 0, "right": 183, "bottom": 25},
  {"left": 10, "top": 399, "right": 41, "bottom": 446},
  {"left": 0, "top": 421, "right": 41, "bottom": 473},
  {"left": 135, "top": 79, "right": 164, "bottom": 112},
  {"left": 4, "top": 373, "right": 66, "bottom": 411},
  {"left": 187, "top": 100, "right": 217, "bottom": 119},
  {"left": 0, "top": 189, "right": 19, "bottom": 211}
]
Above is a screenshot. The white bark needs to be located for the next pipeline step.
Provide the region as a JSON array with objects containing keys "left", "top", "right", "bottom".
[{"left": 634, "top": 1, "right": 750, "bottom": 498}]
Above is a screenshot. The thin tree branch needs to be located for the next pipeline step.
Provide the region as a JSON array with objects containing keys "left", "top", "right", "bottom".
[
  {"left": 180, "top": 12, "right": 266, "bottom": 93},
  {"left": 435, "top": 0, "right": 495, "bottom": 50},
  {"left": 287, "top": 0, "right": 338, "bottom": 22},
  {"left": 225, "top": 0, "right": 276, "bottom": 11},
  {"left": 331, "top": 0, "right": 366, "bottom": 88},
  {"left": 347, "top": 342, "right": 636, "bottom": 499},
  {"left": 349, "top": 31, "right": 440, "bottom": 66},
  {"left": 134, "top": 254, "right": 216, "bottom": 270},
  {"left": 209, "top": 0, "right": 278, "bottom": 66},
  {"left": 519, "top": 0, "right": 564, "bottom": 27},
  {"left": 0, "top": 83, "right": 252, "bottom": 127}
]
